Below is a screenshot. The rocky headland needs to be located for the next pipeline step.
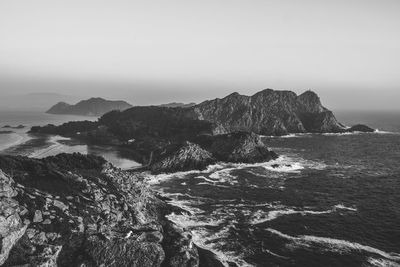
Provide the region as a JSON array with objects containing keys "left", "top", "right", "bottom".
[
  {"left": 46, "top": 97, "right": 132, "bottom": 116},
  {"left": 186, "top": 89, "right": 346, "bottom": 135},
  {"left": 0, "top": 153, "right": 229, "bottom": 266}
]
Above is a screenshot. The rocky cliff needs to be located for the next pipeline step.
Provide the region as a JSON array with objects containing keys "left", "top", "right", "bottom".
[
  {"left": 46, "top": 97, "right": 132, "bottom": 116},
  {"left": 187, "top": 89, "right": 345, "bottom": 135},
  {"left": 149, "top": 141, "right": 216, "bottom": 174},
  {"left": 0, "top": 154, "right": 217, "bottom": 266},
  {"left": 148, "top": 132, "right": 278, "bottom": 174}
]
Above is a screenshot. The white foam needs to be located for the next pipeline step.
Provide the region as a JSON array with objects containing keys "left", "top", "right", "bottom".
[
  {"left": 261, "top": 133, "right": 312, "bottom": 138},
  {"left": 374, "top": 129, "right": 399, "bottom": 135},
  {"left": 321, "top": 132, "right": 359, "bottom": 136},
  {"left": 266, "top": 228, "right": 400, "bottom": 262},
  {"left": 367, "top": 257, "right": 400, "bottom": 267},
  {"left": 188, "top": 224, "right": 254, "bottom": 267},
  {"left": 263, "top": 162, "right": 305, "bottom": 173},
  {"left": 249, "top": 203, "right": 357, "bottom": 225},
  {"left": 334, "top": 204, "right": 357, "bottom": 212},
  {"left": 249, "top": 208, "right": 333, "bottom": 225},
  {"left": 166, "top": 212, "right": 223, "bottom": 227}
]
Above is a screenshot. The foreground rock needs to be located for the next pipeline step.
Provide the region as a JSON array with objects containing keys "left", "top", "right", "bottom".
[
  {"left": 0, "top": 153, "right": 209, "bottom": 266},
  {"left": 0, "top": 170, "right": 28, "bottom": 265}
]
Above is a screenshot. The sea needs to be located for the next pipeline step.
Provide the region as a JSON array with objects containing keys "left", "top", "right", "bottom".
[{"left": 1, "top": 110, "right": 400, "bottom": 266}]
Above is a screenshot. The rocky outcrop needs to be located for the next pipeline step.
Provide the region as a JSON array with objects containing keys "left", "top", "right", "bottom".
[
  {"left": 0, "top": 154, "right": 202, "bottom": 266},
  {"left": 188, "top": 89, "right": 345, "bottom": 135},
  {"left": 346, "top": 124, "right": 375, "bottom": 133},
  {"left": 46, "top": 97, "right": 132, "bottom": 116},
  {"left": 149, "top": 132, "right": 278, "bottom": 174},
  {"left": 150, "top": 142, "right": 216, "bottom": 174},
  {"left": 195, "top": 131, "right": 278, "bottom": 164},
  {"left": 0, "top": 170, "right": 28, "bottom": 266}
]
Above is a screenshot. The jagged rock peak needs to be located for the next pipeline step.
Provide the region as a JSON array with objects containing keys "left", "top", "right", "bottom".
[
  {"left": 190, "top": 88, "right": 344, "bottom": 135},
  {"left": 150, "top": 141, "right": 216, "bottom": 174}
]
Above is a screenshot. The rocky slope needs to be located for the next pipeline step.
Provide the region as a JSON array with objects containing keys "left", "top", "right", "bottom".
[
  {"left": 0, "top": 153, "right": 219, "bottom": 266},
  {"left": 187, "top": 89, "right": 346, "bottom": 135},
  {"left": 46, "top": 97, "right": 132, "bottom": 116},
  {"left": 194, "top": 131, "right": 278, "bottom": 164},
  {"left": 149, "top": 142, "right": 216, "bottom": 174},
  {"left": 148, "top": 132, "right": 278, "bottom": 174}
]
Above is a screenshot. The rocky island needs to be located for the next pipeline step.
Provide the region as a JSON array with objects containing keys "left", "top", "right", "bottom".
[{"left": 46, "top": 97, "right": 133, "bottom": 116}]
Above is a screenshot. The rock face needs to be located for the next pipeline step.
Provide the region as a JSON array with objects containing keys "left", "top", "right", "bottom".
[
  {"left": 0, "top": 170, "right": 28, "bottom": 266},
  {"left": 46, "top": 97, "right": 133, "bottom": 116},
  {"left": 187, "top": 89, "right": 345, "bottom": 135},
  {"left": 195, "top": 132, "right": 278, "bottom": 164},
  {"left": 0, "top": 154, "right": 202, "bottom": 266},
  {"left": 149, "top": 132, "right": 278, "bottom": 174},
  {"left": 150, "top": 142, "right": 216, "bottom": 174}
]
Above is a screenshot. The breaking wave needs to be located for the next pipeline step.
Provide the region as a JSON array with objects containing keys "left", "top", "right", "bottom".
[{"left": 266, "top": 228, "right": 400, "bottom": 262}]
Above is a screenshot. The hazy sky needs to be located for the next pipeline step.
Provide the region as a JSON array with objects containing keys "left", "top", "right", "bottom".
[{"left": 0, "top": 0, "right": 399, "bottom": 110}]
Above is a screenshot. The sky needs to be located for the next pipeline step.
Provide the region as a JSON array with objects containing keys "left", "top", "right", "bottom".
[{"left": 0, "top": 0, "right": 399, "bottom": 110}]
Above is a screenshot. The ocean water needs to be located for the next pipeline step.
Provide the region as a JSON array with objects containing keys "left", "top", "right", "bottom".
[{"left": 146, "top": 111, "right": 400, "bottom": 266}]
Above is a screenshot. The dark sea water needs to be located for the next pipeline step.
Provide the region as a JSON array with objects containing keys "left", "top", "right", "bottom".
[{"left": 147, "top": 111, "right": 400, "bottom": 266}]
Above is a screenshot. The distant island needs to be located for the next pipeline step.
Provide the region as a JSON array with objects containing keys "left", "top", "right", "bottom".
[
  {"left": 0, "top": 130, "right": 14, "bottom": 134},
  {"left": 2, "top": 125, "right": 25, "bottom": 129},
  {"left": 46, "top": 97, "right": 133, "bottom": 116}
]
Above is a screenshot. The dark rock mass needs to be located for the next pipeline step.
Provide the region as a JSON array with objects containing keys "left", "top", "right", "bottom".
[
  {"left": 195, "top": 131, "right": 278, "bottom": 164},
  {"left": 0, "top": 153, "right": 214, "bottom": 266},
  {"left": 150, "top": 141, "right": 216, "bottom": 174},
  {"left": 46, "top": 97, "right": 133, "bottom": 116},
  {"left": 148, "top": 132, "right": 278, "bottom": 174},
  {"left": 346, "top": 124, "right": 375, "bottom": 133},
  {"left": 187, "top": 89, "right": 346, "bottom": 135}
]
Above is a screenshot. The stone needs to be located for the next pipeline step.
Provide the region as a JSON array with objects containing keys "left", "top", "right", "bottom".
[
  {"left": 53, "top": 200, "right": 68, "bottom": 211},
  {"left": 26, "top": 228, "right": 37, "bottom": 239},
  {"left": 33, "top": 210, "right": 43, "bottom": 223},
  {"left": 0, "top": 224, "right": 27, "bottom": 265},
  {"left": 42, "top": 219, "right": 51, "bottom": 225},
  {"left": 32, "top": 231, "right": 48, "bottom": 245}
]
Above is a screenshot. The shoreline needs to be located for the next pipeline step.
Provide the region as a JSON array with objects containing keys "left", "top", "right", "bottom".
[{"left": 0, "top": 131, "right": 30, "bottom": 152}]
